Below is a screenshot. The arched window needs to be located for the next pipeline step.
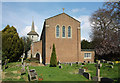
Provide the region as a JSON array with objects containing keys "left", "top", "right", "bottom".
[
  {"left": 56, "top": 25, "right": 60, "bottom": 38},
  {"left": 68, "top": 26, "right": 71, "bottom": 38},
  {"left": 62, "top": 26, "right": 65, "bottom": 38}
]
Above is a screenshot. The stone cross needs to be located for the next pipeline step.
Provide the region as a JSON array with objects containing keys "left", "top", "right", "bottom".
[{"left": 95, "top": 60, "right": 102, "bottom": 81}]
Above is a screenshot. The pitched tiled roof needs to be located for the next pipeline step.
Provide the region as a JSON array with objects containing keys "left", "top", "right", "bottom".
[{"left": 27, "top": 31, "right": 39, "bottom": 36}]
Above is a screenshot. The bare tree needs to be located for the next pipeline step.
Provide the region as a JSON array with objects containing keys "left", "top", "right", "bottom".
[{"left": 90, "top": 2, "right": 120, "bottom": 57}]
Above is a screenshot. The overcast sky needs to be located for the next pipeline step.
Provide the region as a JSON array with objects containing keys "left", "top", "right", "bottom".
[{"left": 1, "top": 2, "right": 104, "bottom": 41}]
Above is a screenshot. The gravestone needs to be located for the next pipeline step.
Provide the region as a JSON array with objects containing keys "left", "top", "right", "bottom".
[
  {"left": 83, "top": 72, "right": 91, "bottom": 80},
  {"left": 76, "top": 62, "right": 79, "bottom": 65},
  {"left": 106, "top": 65, "right": 113, "bottom": 68},
  {"left": 93, "top": 60, "right": 102, "bottom": 81},
  {"left": 70, "top": 63, "right": 72, "bottom": 66},
  {"left": 59, "top": 65, "right": 62, "bottom": 69},
  {"left": 101, "top": 77, "right": 114, "bottom": 82},
  {"left": 109, "top": 62, "right": 114, "bottom": 65},
  {"left": 58, "top": 60, "right": 61, "bottom": 66},
  {"left": 79, "top": 68, "right": 86, "bottom": 75},
  {"left": 82, "top": 63, "right": 85, "bottom": 65}
]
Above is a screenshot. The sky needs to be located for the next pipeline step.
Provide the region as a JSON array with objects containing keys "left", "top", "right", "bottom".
[{"left": 1, "top": 2, "right": 104, "bottom": 41}]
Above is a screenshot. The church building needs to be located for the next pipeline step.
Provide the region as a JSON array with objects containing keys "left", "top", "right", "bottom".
[{"left": 27, "top": 12, "right": 95, "bottom": 64}]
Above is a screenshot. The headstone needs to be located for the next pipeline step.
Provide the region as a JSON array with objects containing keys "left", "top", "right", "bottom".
[
  {"left": 101, "top": 77, "right": 114, "bottom": 82},
  {"left": 76, "top": 62, "right": 79, "bottom": 65},
  {"left": 83, "top": 72, "right": 91, "bottom": 80},
  {"left": 94, "top": 60, "right": 102, "bottom": 81},
  {"left": 106, "top": 65, "right": 113, "bottom": 68},
  {"left": 70, "top": 63, "right": 72, "bottom": 66},
  {"left": 58, "top": 60, "right": 61, "bottom": 66},
  {"left": 59, "top": 65, "right": 62, "bottom": 69},
  {"left": 82, "top": 63, "right": 85, "bottom": 65},
  {"left": 79, "top": 68, "right": 86, "bottom": 75},
  {"left": 109, "top": 62, "right": 114, "bottom": 65}
]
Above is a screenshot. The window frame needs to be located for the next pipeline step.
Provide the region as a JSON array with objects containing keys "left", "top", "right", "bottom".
[
  {"left": 68, "top": 26, "right": 72, "bottom": 38},
  {"left": 84, "top": 53, "right": 91, "bottom": 59},
  {"left": 62, "top": 25, "right": 66, "bottom": 38},
  {"left": 55, "top": 25, "right": 60, "bottom": 38}
]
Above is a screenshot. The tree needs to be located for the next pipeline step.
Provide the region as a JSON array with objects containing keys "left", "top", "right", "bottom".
[
  {"left": 81, "top": 39, "right": 93, "bottom": 49},
  {"left": 90, "top": 2, "right": 120, "bottom": 60},
  {"left": 22, "top": 36, "right": 32, "bottom": 59},
  {"left": 2, "top": 25, "right": 24, "bottom": 65},
  {"left": 50, "top": 44, "right": 57, "bottom": 67}
]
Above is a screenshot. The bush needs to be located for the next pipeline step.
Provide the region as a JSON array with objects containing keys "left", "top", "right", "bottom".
[{"left": 50, "top": 44, "right": 57, "bottom": 67}]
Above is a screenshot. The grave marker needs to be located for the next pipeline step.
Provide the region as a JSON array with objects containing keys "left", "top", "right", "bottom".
[
  {"left": 83, "top": 72, "right": 91, "bottom": 80},
  {"left": 93, "top": 60, "right": 102, "bottom": 81}
]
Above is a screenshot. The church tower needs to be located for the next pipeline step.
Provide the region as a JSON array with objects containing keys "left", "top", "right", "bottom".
[{"left": 27, "top": 20, "right": 39, "bottom": 42}]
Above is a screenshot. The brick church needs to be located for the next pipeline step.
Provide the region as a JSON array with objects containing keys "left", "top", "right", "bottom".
[{"left": 27, "top": 12, "right": 95, "bottom": 65}]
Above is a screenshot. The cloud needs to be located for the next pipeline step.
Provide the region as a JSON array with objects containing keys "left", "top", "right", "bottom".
[
  {"left": 74, "top": 15, "right": 92, "bottom": 41},
  {"left": 20, "top": 25, "right": 39, "bottom": 36},
  {"left": 2, "top": 6, "right": 45, "bottom": 38},
  {"left": 71, "top": 9, "right": 79, "bottom": 13},
  {"left": 71, "top": 8, "right": 86, "bottom": 13}
]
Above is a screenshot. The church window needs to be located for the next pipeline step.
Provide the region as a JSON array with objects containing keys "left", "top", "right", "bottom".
[
  {"left": 68, "top": 26, "right": 71, "bottom": 38},
  {"left": 84, "top": 53, "right": 91, "bottom": 59},
  {"left": 62, "top": 26, "right": 66, "bottom": 38},
  {"left": 56, "top": 25, "right": 60, "bottom": 38}
]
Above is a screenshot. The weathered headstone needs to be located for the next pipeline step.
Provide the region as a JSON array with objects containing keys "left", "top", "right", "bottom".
[
  {"left": 79, "top": 68, "right": 86, "bottom": 75},
  {"left": 83, "top": 72, "right": 91, "bottom": 80}
]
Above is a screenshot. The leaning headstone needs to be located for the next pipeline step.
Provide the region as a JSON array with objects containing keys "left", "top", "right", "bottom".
[
  {"left": 83, "top": 72, "right": 91, "bottom": 80},
  {"left": 79, "top": 68, "right": 86, "bottom": 75}
]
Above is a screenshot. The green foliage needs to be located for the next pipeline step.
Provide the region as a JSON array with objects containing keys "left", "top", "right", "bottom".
[
  {"left": 2, "top": 25, "right": 24, "bottom": 65},
  {"left": 22, "top": 36, "right": 32, "bottom": 59},
  {"left": 81, "top": 39, "right": 94, "bottom": 49},
  {"left": 50, "top": 44, "right": 57, "bottom": 67}
]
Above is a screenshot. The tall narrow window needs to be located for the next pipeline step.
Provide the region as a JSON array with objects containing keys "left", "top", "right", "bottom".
[
  {"left": 68, "top": 26, "right": 71, "bottom": 38},
  {"left": 62, "top": 26, "right": 65, "bottom": 38},
  {"left": 56, "top": 25, "right": 60, "bottom": 38}
]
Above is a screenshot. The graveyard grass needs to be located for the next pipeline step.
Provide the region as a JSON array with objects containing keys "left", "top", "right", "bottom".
[{"left": 2, "top": 62, "right": 120, "bottom": 81}]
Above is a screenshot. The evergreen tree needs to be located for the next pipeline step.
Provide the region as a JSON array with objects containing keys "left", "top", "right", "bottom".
[
  {"left": 2, "top": 25, "right": 24, "bottom": 65},
  {"left": 50, "top": 44, "right": 57, "bottom": 67}
]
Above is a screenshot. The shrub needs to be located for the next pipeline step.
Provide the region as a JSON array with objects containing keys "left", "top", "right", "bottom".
[{"left": 50, "top": 44, "right": 57, "bottom": 67}]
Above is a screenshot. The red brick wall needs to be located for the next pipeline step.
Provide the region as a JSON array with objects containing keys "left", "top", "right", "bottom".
[{"left": 45, "top": 13, "right": 81, "bottom": 64}]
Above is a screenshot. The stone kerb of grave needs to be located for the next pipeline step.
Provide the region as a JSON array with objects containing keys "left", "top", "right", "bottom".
[{"left": 83, "top": 72, "right": 91, "bottom": 80}]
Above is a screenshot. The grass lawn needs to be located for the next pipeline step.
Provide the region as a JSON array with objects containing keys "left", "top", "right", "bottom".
[{"left": 2, "top": 61, "right": 120, "bottom": 82}]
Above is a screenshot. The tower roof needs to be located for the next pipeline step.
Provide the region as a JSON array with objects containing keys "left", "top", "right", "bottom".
[{"left": 27, "top": 20, "right": 39, "bottom": 36}]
